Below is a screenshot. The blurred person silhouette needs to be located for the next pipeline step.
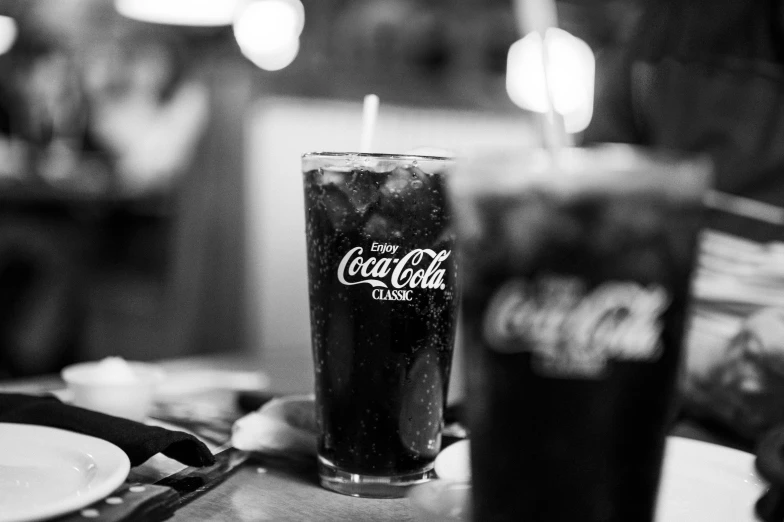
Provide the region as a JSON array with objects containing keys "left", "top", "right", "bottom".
[
  {"left": 584, "top": 0, "right": 784, "bottom": 207},
  {"left": 580, "top": 0, "right": 784, "bottom": 444},
  {"left": 83, "top": 28, "right": 208, "bottom": 195},
  {"left": 0, "top": 218, "right": 85, "bottom": 378}
]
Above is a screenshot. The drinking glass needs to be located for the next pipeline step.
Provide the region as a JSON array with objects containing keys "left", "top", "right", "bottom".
[
  {"left": 449, "top": 145, "right": 711, "bottom": 521},
  {"left": 302, "top": 152, "right": 459, "bottom": 498}
]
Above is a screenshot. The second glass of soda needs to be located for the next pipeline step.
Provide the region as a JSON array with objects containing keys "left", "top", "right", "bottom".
[{"left": 450, "top": 145, "right": 712, "bottom": 521}]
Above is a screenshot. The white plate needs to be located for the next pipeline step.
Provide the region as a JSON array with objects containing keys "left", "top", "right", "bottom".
[
  {"left": 0, "top": 424, "right": 130, "bottom": 522},
  {"left": 411, "top": 436, "right": 767, "bottom": 522},
  {"left": 657, "top": 437, "right": 765, "bottom": 522}
]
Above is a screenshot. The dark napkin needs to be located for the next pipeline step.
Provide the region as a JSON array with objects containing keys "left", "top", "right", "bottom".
[
  {"left": 0, "top": 393, "right": 215, "bottom": 467},
  {"left": 755, "top": 426, "right": 784, "bottom": 521}
]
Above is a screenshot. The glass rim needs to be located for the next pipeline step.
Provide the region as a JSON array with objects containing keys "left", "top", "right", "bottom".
[{"left": 302, "top": 151, "right": 455, "bottom": 162}]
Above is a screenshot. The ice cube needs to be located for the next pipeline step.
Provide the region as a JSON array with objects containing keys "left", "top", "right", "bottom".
[
  {"left": 377, "top": 166, "right": 443, "bottom": 241},
  {"left": 407, "top": 166, "right": 434, "bottom": 192},
  {"left": 319, "top": 167, "right": 351, "bottom": 186},
  {"left": 380, "top": 166, "right": 412, "bottom": 198},
  {"left": 363, "top": 213, "right": 404, "bottom": 241},
  {"left": 380, "top": 167, "right": 434, "bottom": 202},
  {"left": 344, "top": 169, "right": 381, "bottom": 214},
  {"left": 357, "top": 155, "right": 383, "bottom": 172},
  {"left": 319, "top": 184, "right": 362, "bottom": 233}
]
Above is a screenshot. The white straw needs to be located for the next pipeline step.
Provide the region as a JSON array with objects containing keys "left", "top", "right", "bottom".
[
  {"left": 360, "top": 94, "right": 380, "bottom": 153},
  {"left": 540, "top": 43, "right": 570, "bottom": 154},
  {"left": 513, "top": 0, "right": 568, "bottom": 156},
  {"left": 512, "top": 0, "right": 557, "bottom": 35}
]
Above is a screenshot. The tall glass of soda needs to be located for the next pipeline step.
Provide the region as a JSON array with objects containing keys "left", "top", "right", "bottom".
[{"left": 302, "top": 152, "right": 459, "bottom": 498}]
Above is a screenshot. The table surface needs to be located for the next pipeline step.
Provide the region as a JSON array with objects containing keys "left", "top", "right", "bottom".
[
  {"left": 0, "top": 350, "right": 746, "bottom": 522},
  {"left": 172, "top": 459, "right": 417, "bottom": 522},
  {"left": 0, "top": 350, "right": 420, "bottom": 521},
  {"left": 171, "top": 351, "right": 419, "bottom": 521}
]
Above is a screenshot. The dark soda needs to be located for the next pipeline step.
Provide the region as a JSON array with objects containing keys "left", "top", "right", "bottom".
[
  {"left": 302, "top": 153, "right": 458, "bottom": 495},
  {"left": 452, "top": 147, "right": 710, "bottom": 521}
]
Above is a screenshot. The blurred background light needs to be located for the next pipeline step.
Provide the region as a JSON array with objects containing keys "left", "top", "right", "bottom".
[
  {"left": 0, "top": 15, "right": 18, "bottom": 56},
  {"left": 506, "top": 28, "right": 595, "bottom": 133},
  {"left": 115, "top": 0, "right": 241, "bottom": 26},
  {"left": 234, "top": 0, "right": 304, "bottom": 71},
  {"left": 239, "top": 37, "right": 300, "bottom": 71}
]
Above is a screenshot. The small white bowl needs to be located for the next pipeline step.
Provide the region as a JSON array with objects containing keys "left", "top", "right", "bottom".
[
  {"left": 435, "top": 439, "right": 471, "bottom": 483},
  {"left": 61, "top": 359, "right": 164, "bottom": 421},
  {"left": 408, "top": 480, "right": 472, "bottom": 522}
]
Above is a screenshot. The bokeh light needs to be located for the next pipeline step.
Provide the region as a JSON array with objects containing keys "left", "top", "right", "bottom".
[
  {"left": 0, "top": 16, "right": 18, "bottom": 56},
  {"left": 506, "top": 28, "right": 595, "bottom": 133},
  {"left": 115, "top": 0, "right": 241, "bottom": 26},
  {"left": 239, "top": 37, "right": 300, "bottom": 71},
  {"left": 233, "top": 0, "right": 304, "bottom": 71}
]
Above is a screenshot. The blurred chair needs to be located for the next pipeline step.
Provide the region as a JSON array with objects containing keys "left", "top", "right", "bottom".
[{"left": 0, "top": 216, "right": 85, "bottom": 377}]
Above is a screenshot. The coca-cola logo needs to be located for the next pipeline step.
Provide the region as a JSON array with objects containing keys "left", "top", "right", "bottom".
[
  {"left": 483, "top": 276, "right": 670, "bottom": 378},
  {"left": 337, "top": 242, "right": 451, "bottom": 301}
]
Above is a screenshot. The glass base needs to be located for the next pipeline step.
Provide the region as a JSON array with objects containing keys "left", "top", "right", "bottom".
[{"left": 318, "top": 456, "right": 435, "bottom": 498}]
